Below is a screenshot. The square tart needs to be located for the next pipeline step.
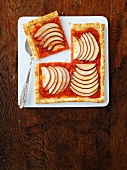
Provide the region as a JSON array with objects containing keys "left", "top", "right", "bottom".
[{"left": 23, "top": 11, "right": 69, "bottom": 60}]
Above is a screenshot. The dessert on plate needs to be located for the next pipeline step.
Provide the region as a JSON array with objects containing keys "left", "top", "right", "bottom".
[{"left": 23, "top": 12, "right": 105, "bottom": 103}]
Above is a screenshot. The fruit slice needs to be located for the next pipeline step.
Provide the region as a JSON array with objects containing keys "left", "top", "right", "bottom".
[
  {"left": 47, "top": 40, "right": 64, "bottom": 50},
  {"left": 82, "top": 33, "right": 90, "bottom": 60},
  {"left": 85, "top": 33, "right": 94, "bottom": 61},
  {"left": 51, "top": 67, "right": 63, "bottom": 94},
  {"left": 56, "top": 67, "right": 66, "bottom": 94},
  {"left": 76, "top": 64, "right": 96, "bottom": 70},
  {"left": 78, "top": 35, "right": 87, "bottom": 60},
  {"left": 88, "top": 33, "right": 99, "bottom": 61},
  {"left": 48, "top": 67, "right": 58, "bottom": 94},
  {"left": 71, "top": 78, "right": 98, "bottom": 89},
  {"left": 43, "top": 36, "right": 64, "bottom": 48},
  {"left": 61, "top": 68, "right": 70, "bottom": 92},
  {"left": 75, "top": 66, "right": 96, "bottom": 76},
  {"left": 45, "top": 67, "right": 55, "bottom": 91},
  {"left": 38, "top": 28, "right": 63, "bottom": 40},
  {"left": 73, "top": 69, "right": 97, "bottom": 81},
  {"left": 39, "top": 32, "right": 63, "bottom": 45},
  {"left": 70, "top": 86, "right": 98, "bottom": 96},
  {"left": 52, "top": 44, "right": 65, "bottom": 52},
  {"left": 34, "top": 23, "right": 59, "bottom": 38},
  {"left": 70, "top": 82, "right": 98, "bottom": 94},
  {"left": 73, "top": 36, "right": 80, "bottom": 59},
  {"left": 72, "top": 73, "right": 98, "bottom": 85},
  {"left": 42, "top": 67, "right": 50, "bottom": 88},
  {"left": 77, "top": 38, "right": 84, "bottom": 59}
]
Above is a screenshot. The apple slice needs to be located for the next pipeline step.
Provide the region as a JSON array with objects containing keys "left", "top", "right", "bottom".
[
  {"left": 73, "top": 36, "right": 81, "bottom": 59},
  {"left": 70, "top": 86, "right": 98, "bottom": 96},
  {"left": 78, "top": 35, "right": 87, "bottom": 60},
  {"left": 76, "top": 64, "right": 96, "bottom": 70},
  {"left": 48, "top": 67, "right": 58, "bottom": 94},
  {"left": 47, "top": 40, "right": 64, "bottom": 50},
  {"left": 72, "top": 73, "right": 98, "bottom": 85},
  {"left": 38, "top": 28, "right": 63, "bottom": 40},
  {"left": 34, "top": 23, "right": 59, "bottom": 38},
  {"left": 51, "top": 67, "right": 63, "bottom": 94},
  {"left": 70, "top": 82, "right": 98, "bottom": 94},
  {"left": 56, "top": 67, "right": 66, "bottom": 94},
  {"left": 43, "top": 36, "right": 64, "bottom": 48},
  {"left": 82, "top": 33, "right": 90, "bottom": 60},
  {"left": 73, "top": 69, "right": 97, "bottom": 81},
  {"left": 39, "top": 32, "right": 63, "bottom": 45},
  {"left": 71, "top": 78, "right": 98, "bottom": 89},
  {"left": 42, "top": 67, "right": 50, "bottom": 88},
  {"left": 88, "top": 33, "right": 99, "bottom": 61},
  {"left": 77, "top": 37, "right": 84, "bottom": 59},
  {"left": 52, "top": 44, "right": 65, "bottom": 52},
  {"left": 61, "top": 67, "right": 70, "bottom": 92},
  {"left": 75, "top": 66, "right": 96, "bottom": 76},
  {"left": 45, "top": 66, "right": 55, "bottom": 91},
  {"left": 85, "top": 33, "right": 94, "bottom": 61}
]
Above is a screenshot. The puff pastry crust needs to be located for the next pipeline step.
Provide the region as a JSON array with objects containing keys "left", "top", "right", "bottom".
[{"left": 23, "top": 11, "right": 69, "bottom": 60}]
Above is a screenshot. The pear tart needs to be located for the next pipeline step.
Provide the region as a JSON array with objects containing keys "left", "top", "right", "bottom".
[
  {"left": 71, "top": 23, "right": 104, "bottom": 61},
  {"left": 23, "top": 12, "right": 105, "bottom": 103},
  {"left": 35, "top": 61, "right": 104, "bottom": 103},
  {"left": 23, "top": 11, "right": 69, "bottom": 60}
]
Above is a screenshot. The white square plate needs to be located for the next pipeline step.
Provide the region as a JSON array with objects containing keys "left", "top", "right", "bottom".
[{"left": 18, "top": 16, "right": 109, "bottom": 107}]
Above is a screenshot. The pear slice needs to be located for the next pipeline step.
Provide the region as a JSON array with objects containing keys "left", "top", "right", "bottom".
[
  {"left": 82, "top": 33, "right": 90, "bottom": 60},
  {"left": 76, "top": 63, "right": 96, "bottom": 70},
  {"left": 88, "top": 33, "right": 99, "bottom": 61},
  {"left": 71, "top": 78, "right": 98, "bottom": 89},
  {"left": 73, "top": 36, "right": 81, "bottom": 59},
  {"left": 78, "top": 35, "right": 87, "bottom": 60},
  {"left": 43, "top": 36, "right": 64, "bottom": 48},
  {"left": 52, "top": 44, "right": 65, "bottom": 52},
  {"left": 47, "top": 40, "right": 64, "bottom": 50},
  {"left": 41, "top": 67, "right": 50, "bottom": 88},
  {"left": 73, "top": 69, "right": 97, "bottom": 81},
  {"left": 85, "top": 33, "right": 95, "bottom": 61},
  {"left": 34, "top": 23, "right": 59, "bottom": 38},
  {"left": 77, "top": 37, "right": 84, "bottom": 59},
  {"left": 61, "top": 67, "right": 70, "bottom": 92},
  {"left": 45, "top": 67, "right": 55, "bottom": 91},
  {"left": 75, "top": 66, "right": 96, "bottom": 76},
  {"left": 51, "top": 67, "right": 63, "bottom": 94},
  {"left": 39, "top": 32, "right": 63, "bottom": 45},
  {"left": 56, "top": 67, "right": 66, "bottom": 94},
  {"left": 38, "top": 28, "right": 63, "bottom": 40},
  {"left": 48, "top": 67, "right": 58, "bottom": 94},
  {"left": 70, "top": 86, "right": 98, "bottom": 96},
  {"left": 70, "top": 82, "right": 98, "bottom": 94},
  {"left": 72, "top": 73, "right": 98, "bottom": 85}
]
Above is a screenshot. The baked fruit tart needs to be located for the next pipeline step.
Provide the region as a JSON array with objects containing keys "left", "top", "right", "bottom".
[
  {"left": 23, "top": 11, "right": 69, "bottom": 60},
  {"left": 23, "top": 12, "right": 105, "bottom": 104}
]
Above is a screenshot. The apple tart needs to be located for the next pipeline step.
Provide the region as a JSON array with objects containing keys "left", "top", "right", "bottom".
[
  {"left": 23, "top": 11, "right": 69, "bottom": 60},
  {"left": 35, "top": 61, "right": 104, "bottom": 103}
]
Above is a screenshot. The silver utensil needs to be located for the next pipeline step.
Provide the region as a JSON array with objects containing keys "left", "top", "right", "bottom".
[{"left": 19, "top": 40, "right": 34, "bottom": 109}]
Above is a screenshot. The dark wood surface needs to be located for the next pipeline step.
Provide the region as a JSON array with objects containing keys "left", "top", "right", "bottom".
[{"left": 0, "top": 0, "right": 127, "bottom": 170}]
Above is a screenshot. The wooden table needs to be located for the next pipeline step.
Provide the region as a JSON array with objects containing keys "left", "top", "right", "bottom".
[{"left": 0, "top": 0, "right": 127, "bottom": 170}]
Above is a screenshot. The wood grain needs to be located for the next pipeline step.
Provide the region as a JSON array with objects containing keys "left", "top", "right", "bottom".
[{"left": 0, "top": 0, "right": 127, "bottom": 170}]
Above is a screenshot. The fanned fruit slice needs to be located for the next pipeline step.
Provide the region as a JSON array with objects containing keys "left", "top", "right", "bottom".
[
  {"left": 41, "top": 65, "right": 70, "bottom": 95},
  {"left": 71, "top": 23, "right": 101, "bottom": 61},
  {"left": 23, "top": 11, "right": 69, "bottom": 60},
  {"left": 70, "top": 64, "right": 99, "bottom": 96}
]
